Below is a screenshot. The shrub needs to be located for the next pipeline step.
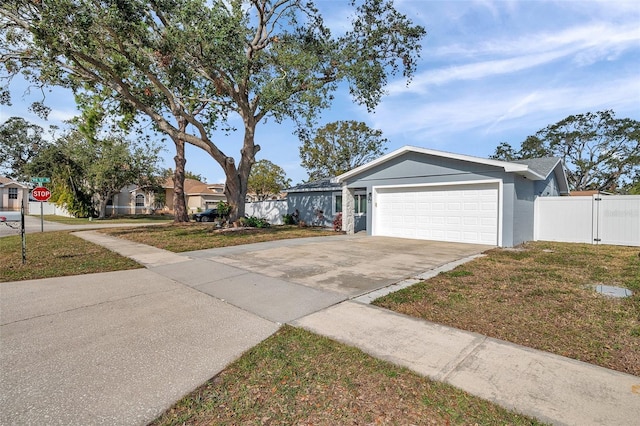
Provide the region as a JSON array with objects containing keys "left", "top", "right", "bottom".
[
  {"left": 282, "top": 213, "right": 295, "bottom": 225},
  {"left": 217, "top": 201, "right": 231, "bottom": 217},
  {"left": 333, "top": 212, "right": 342, "bottom": 232},
  {"left": 243, "top": 216, "right": 271, "bottom": 228}
]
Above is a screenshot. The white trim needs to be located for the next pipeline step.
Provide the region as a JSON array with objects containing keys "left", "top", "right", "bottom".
[
  {"left": 333, "top": 145, "right": 544, "bottom": 183},
  {"left": 371, "top": 179, "right": 503, "bottom": 246}
]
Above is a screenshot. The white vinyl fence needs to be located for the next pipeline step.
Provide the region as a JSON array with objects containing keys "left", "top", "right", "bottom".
[
  {"left": 534, "top": 195, "right": 640, "bottom": 246},
  {"left": 28, "top": 201, "right": 73, "bottom": 217},
  {"left": 245, "top": 200, "right": 288, "bottom": 225}
]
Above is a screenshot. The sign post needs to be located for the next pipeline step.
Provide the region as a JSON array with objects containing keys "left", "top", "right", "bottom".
[
  {"left": 21, "top": 205, "right": 26, "bottom": 264},
  {"left": 31, "top": 185, "right": 52, "bottom": 232}
]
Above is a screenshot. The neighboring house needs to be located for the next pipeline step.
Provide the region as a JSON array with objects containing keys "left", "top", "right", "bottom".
[
  {"left": 291, "top": 146, "right": 569, "bottom": 247},
  {"left": 103, "top": 178, "right": 226, "bottom": 216},
  {"left": 163, "top": 178, "right": 226, "bottom": 213},
  {"left": 105, "top": 184, "right": 155, "bottom": 216},
  {"left": 0, "top": 176, "right": 29, "bottom": 212},
  {"left": 569, "top": 190, "right": 603, "bottom": 196}
]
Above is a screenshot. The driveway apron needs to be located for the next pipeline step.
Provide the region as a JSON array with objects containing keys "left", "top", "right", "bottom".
[{"left": 184, "top": 235, "right": 492, "bottom": 296}]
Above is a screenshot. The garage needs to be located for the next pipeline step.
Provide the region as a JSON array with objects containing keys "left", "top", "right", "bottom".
[
  {"left": 373, "top": 182, "right": 500, "bottom": 245},
  {"left": 332, "top": 146, "right": 570, "bottom": 247}
]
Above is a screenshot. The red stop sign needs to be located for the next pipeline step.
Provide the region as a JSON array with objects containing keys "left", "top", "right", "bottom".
[{"left": 32, "top": 186, "right": 52, "bottom": 202}]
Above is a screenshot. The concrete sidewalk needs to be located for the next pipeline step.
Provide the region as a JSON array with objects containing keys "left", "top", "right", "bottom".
[
  {"left": 75, "top": 230, "right": 347, "bottom": 323},
  {"left": 293, "top": 301, "right": 640, "bottom": 426},
  {"left": 1, "top": 269, "right": 278, "bottom": 426}
]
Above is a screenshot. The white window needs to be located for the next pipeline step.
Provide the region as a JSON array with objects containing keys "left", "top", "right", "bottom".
[
  {"left": 333, "top": 193, "right": 367, "bottom": 215},
  {"left": 334, "top": 194, "right": 343, "bottom": 214},
  {"left": 8, "top": 188, "right": 18, "bottom": 199},
  {"left": 135, "top": 194, "right": 145, "bottom": 207}
]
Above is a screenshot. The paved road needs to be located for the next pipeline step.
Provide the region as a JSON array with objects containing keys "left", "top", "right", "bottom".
[{"left": 0, "top": 214, "right": 164, "bottom": 238}]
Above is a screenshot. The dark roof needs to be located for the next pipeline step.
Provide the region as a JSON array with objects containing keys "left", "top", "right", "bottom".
[
  {"left": 286, "top": 177, "right": 340, "bottom": 193},
  {"left": 512, "top": 157, "right": 562, "bottom": 178}
]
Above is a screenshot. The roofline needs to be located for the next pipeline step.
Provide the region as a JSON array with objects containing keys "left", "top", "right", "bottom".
[
  {"left": 0, "top": 182, "right": 29, "bottom": 189},
  {"left": 285, "top": 186, "right": 340, "bottom": 193},
  {"left": 333, "top": 146, "right": 545, "bottom": 182}
]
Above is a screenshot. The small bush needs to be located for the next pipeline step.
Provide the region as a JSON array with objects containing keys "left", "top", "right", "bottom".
[
  {"left": 282, "top": 214, "right": 295, "bottom": 225},
  {"left": 333, "top": 212, "right": 342, "bottom": 232},
  {"left": 243, "top": 216, "right": 271, "bottom": 228},
  {"left": 217, "top": 201, "right": 231, "bottom": 217}
]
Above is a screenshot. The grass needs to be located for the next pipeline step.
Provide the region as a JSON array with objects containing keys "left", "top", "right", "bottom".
[
  {"left": 374, "top": 241, "right": 640, "bottom": 376},
  {"left": 40, "top": 214, "right": 173, "bottom": 224},
  {"left": 151, "top": 326, "right": 542, "bottom": 426},
  {"left": 0, "top": 231, "right": 141, "bottom": 282},
  {"left": 102, "top": 224, "right": 338, "bottom": 252}
]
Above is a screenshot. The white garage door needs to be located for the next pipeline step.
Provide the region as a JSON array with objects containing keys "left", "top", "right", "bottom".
[{"left": 374, "top": 183, "right": 499, "bottom": 245}]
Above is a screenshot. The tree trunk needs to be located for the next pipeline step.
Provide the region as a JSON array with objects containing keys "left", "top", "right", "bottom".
[
  {"left": 172, "top": 120, "right": 190, "bottom": 223},
  {"left": 223, "top": 120, "right": 259, "bottom": 222},
  {"left": 97, "top": 196, "right": 108, "bottom": 219},
  {"left": 223, "top": 163, "right": 246, "bottom": 222}
]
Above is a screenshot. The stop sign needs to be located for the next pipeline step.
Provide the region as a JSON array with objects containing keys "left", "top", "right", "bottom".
[{"left": 32, "top": 186, "right": 52, "bottom": 202}]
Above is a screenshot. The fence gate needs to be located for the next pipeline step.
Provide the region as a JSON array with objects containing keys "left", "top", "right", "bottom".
[{"left": 534, "top": 195, "right": 640, "bottom": 246}]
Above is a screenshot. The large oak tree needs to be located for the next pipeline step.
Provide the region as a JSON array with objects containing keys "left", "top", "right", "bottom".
[
  {"left": 0, "top": 116, "right": 50, "bottom": 181},
  {"left": 491, "top": 111, "right": 640, "bottom": 192},
  {"left": 1, "top": 0, "right": 425, "bottom": 221}
]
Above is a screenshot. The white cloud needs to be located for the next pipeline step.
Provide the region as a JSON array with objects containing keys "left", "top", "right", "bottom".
[
  {"left": 373, "top": 74, "right": 640, "bottom": 142},
  {"left": 389, "top": 21, "right": 640, "bottom": 95},
  {"left": 47, "top": 108, "right": 79, "bottom": 123}
]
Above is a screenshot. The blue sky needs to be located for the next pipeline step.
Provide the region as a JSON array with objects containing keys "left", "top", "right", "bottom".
[{"left": 2, "top": 0, "right": 639, "bottom": 185}]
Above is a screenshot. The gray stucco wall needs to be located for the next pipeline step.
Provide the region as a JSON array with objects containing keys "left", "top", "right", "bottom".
[
  {"left": 287, "top": 190, "right": 366, "bottom": 231},
  {"left": 512, "top": 175, "right": 536, "bottom": 246},
  {"left": 534, "top": 173, "right": 560, "bottom": 197},
  {"left": 287, "top": 191, "right": 335, "bottom": 227}
]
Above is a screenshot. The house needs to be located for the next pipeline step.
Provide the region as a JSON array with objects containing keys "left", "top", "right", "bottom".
[
  {"left": 104, "top": 178, "right": 226, "bottom": 216},
  {"left": 0, "top": 176, "right": 29, "bottom": 212},
  {"left": 105, "top": 184, "right": 154, "bottom": 216},
  {"left": 162, "top": 178, "right": 226, "bottom": 213},
  {"left": 289, "top": 146, "right": 569, "bottom": 247}
]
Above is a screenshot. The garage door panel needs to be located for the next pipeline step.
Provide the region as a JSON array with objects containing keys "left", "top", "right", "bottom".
[{"left": 375, "top": 184, "right": 499, "bottom": 245}]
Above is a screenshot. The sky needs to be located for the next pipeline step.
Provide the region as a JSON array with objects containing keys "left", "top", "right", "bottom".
[{"left": 1, "top": 0, "right": 639, "bottom": 186}]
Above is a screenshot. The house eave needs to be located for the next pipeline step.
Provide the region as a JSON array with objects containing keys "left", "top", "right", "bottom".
[
  {"left": 286, "top": 186, "right": 341, "bottom": 193},
  {"left": 333, "top": 146, "right": 545, "bottom": 183}
]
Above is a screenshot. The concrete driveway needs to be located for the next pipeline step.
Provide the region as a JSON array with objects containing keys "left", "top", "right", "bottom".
[{"left": 185, "top": 235, "right": 493, "bottom": 296}]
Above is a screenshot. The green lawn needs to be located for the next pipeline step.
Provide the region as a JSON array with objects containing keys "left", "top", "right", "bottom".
[
  {"left": 102, "top": 223, "right": 338, "bottom": 252},
  {"left": 151, "top": 326, "right": 542, "bottom": 426},
  {"left": 374, "top": 241, "right": 640, "bottom": 376},
  {"left": 0, "top": 231, "right": 141, "bottom": 282},
  {"left": 40, "top": 214, "right": 173, "bottom": 224}
]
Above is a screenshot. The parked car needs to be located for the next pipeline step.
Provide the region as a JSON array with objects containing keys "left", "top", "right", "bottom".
[{"left": 192, "top": 208, "right": 220, "bottom": 222}]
